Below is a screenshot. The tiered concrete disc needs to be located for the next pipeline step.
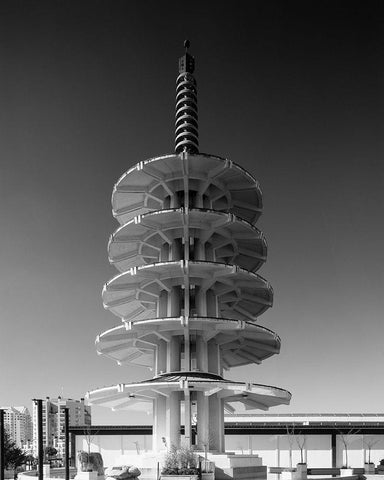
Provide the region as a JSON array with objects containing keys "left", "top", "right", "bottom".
[
  {"left": 88, "top": 372, "right": 290, "bottom": 412},
  {"left": 108, "top": 208, "right": 267, "bottom": 272},
  {"left": 96, "top": 320, "right": 281, "bottom": 369},
  {"left": 88, "top": 152, "right": 291, "bottom": 453},
  {"left": 111, "top": 154, "right": 263, "bottom": 225},
  {"left": 102, "top": 261, "right": 273, "bottom": 321}
]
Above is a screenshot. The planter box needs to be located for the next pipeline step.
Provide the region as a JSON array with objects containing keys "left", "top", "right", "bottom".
[
  {"left": 161, "top": 476, "right": 199, "bottom": 480},
  {"left": 339, "top": 468, "right": 354, "bottom": 477},
  {"left": 281, "top": 470, "right": 296, "bottom": 480},
  {"left": 75, "top": 471, "right": 99, "bottom": 480},
  {"left": 295, "top": 464, "right": 307, "bottom": 480},
  {"left": 43, "top": 465, "right": 50, "bottom": 478},
  {"left": 365, "top": 463, "right": 375, "bottom": 474},
  {"left": 201, "top": 473, "right": 214, "bottom": 480}
]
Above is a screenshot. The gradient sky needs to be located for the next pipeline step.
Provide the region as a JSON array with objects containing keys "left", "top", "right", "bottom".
[{"left": 0, "top": 1, "right": 383, "bottom": 425}]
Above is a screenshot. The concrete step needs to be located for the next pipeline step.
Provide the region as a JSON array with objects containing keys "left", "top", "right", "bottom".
[{"left": 215, "top": 465, "right": 267, "bottom": 480}]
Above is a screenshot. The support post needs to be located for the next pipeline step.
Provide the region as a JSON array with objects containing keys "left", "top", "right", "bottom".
[
  {"left": 34, "top": 399, "right": 43, "bottom": 480},
  {"left": 331, "top": 433, "right": 337, "bottom": 468},
  {"left": 184, "top": 390, "right": 192, "bottom": 448},
  {"left": 64, "top": 408, "right": 70, "bottom": 480},
  {"left": 0, "top": 409, "right": 5, "bottom": 480},
  {"left": 167, "top": 392, "right": 181, "bottom": 448}
]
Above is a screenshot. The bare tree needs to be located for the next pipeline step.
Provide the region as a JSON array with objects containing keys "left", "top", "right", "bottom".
[
  {"left": 286, "top": 426, "right": 295, "bottom": 469},
  {"left": 338, "top": 429, "right": 360, "bottom": 468},
  {"left": 83, "top": 426, "right": 99, "bottom": 471},
  {"left": 363, "top": 436, "right": 380, "bottom": 464},
  {"left": 295, "top": 434, "right": 306, "bottom": 464}
]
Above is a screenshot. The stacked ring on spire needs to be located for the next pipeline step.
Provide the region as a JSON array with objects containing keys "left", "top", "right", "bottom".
[{"left": 175, "top": 73, "right": 199, "bottom": 154}]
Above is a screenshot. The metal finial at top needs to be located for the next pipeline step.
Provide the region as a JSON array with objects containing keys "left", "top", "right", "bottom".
[
  {"left": 178, "top": 40, "right": 195, "bottom": 74},
  {"left": 175, "top": 41, "right": 199, "bottom": 154}
]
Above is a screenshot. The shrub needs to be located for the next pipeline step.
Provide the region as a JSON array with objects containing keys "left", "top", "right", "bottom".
[{"left": 161, "top": 445, "right": 198, "bottom": 476}]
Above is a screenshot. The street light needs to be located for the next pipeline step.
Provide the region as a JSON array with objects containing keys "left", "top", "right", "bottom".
[{"left": 32, "top": 399, "right": 43, "bottom": 480}]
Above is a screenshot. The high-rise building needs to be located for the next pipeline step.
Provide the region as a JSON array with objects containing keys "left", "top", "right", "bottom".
[
  {"left": 32, "top": 397, "right": 91, "bottom": 458},
  {"left": 1, "top": 406, "right": 32, "bottom": 448}
]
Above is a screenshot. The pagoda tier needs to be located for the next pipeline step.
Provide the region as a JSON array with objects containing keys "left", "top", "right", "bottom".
[
  {"left": 103, "top": 260, "right": 272, "bottom": 321},
  {"left": 96, "top": 319, "right": 281, "bottom": 369},
  {"left": 111, "top": 153, "right": 262, "bottom": 225},
  {"left": 88, "top": 372, "right": 290, "bottom": 452},
  {"left": 87, "top": 45, "right": 291, "bottom": 454},
  {"left": 108, "top": 208, "right": 267, "bottom": 273}
]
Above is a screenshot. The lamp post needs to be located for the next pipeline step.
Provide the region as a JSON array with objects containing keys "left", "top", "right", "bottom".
[
  {"left": 64, "top": 409, "right": 69, "bottom": 480},
  {"left": 1, "top": 409, "right": 5, "bottom": 480},
  {"left": 33, "top": 400, "right": 43, "bottom": 480}
]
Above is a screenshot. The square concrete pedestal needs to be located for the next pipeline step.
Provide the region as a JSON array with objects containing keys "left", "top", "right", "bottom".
[
  {"left": 208, "top": 454, "right": 266, "bottom": 480},
  {"left": 75, "top": 472, "right": 99, "bottom": 480}
]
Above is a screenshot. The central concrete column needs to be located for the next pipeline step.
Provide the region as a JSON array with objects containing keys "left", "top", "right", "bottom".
[
  {"left": 184, "top": 389, "right": 192, "bottom": 447},
  {"left": 196, "top": 336, "right": 208, "bottom": 371},
  {"left": 207, "top": 340, "right": 220, "bottom": 374},
  {"left": 194, "top": 239, "right": 205, "bottom": 261},
  {"left": 206, "top": 289, "right": 216, "bottom": 317},
  {"left": 156, "top": 340, "right": 167, "bottom": 375},
  {"left": 167, "top": 336, "right": 180, "bottom": 371},
  {"left": 160, "top": 243, "right": 170, "bottom": 262},
  {"left": 153, "top": 396, "right": 167, "bottom": 452},
  {"left": 167, "top": 392, "right": 181, "bottom": 448},
  {"left": 196, "top": 391, "right": 209, "bottom": 449},
  {"left": 169, "top": 286, "right": 181, "bottom": 316},
  {"left": 158, "top": 290, "right": 167, "bottom": 317},
  {"left": 195, "top": 286, "right": 207, "bottom": 316},
  {"left": 205, "top": 243, "right": 214, "bottom": 261},
  {"left": 208, "top": 394, "right": 225, "bottom": 452},
  {"left": 171, "top": 238, "right": 183, "bottom": 260}
]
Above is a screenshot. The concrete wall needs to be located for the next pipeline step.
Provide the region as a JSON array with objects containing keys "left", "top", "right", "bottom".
[
  {"left": 225, "top": 434, "right": 384, "bottom": 468},
  {"left": 74, "top": 433, "right": 384, "bottom": 469},
  {"left": 75, "top": 435, "right": 152, "bottom": 468}
]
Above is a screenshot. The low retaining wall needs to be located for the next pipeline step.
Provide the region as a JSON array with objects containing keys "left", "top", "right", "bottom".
[{"left": 18, "top": 468, "right": 77, "bottom": 480}]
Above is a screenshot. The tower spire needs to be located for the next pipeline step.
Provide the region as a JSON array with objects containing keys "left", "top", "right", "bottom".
[{"left": 175, "top": 40, "right": 199, "bottom": 154}]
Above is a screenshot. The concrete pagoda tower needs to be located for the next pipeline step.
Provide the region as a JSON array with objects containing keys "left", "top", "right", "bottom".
[{"left": 87, "top": 42, "right": 291, "bottom": 454}]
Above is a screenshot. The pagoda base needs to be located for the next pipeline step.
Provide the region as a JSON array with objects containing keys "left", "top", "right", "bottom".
[
  {"left": 75, "top": 472, "right": 101, "bottom": 480},
  {"left": 207, "top": 454, "right": 266, "bottom": 480}
]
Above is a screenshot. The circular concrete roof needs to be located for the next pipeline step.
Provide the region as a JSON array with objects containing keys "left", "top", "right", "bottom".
[
  {"left": 103, "top": 261, "right": 273, "bottom": 322},
  {"left": 86, "top": 373, "right": 291, "bottom": 412},
  {"left": 109, "top": 208, "right": 267, "bottom": 273},
  {"left": 96, "top": 318, "right": 281, "bottom": 369},
  {"left": 112, "top": 153, "right": 262, "bottom": 225}
]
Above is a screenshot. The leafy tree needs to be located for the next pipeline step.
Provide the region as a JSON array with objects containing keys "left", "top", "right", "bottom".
[
  {"left": 44, "top": 446, "right": 57, "bottom": 463},
  {"left": 3, "top": 431, "right": 27, "bottom": 470},
  {"left": 25, "top": 454, "right": 36, "bottom": 469}
]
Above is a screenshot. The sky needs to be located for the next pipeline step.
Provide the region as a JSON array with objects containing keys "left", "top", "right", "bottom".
[{"left": 0, "top": 1, "right": 383, "bottom": 425}]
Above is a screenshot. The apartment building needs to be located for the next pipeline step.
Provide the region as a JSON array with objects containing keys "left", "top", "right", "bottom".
[
  {"left": 32, "top": 397, "right": 91, "bottom": 458},
  {"left": 1, "top": 406, "right": 33, "bottom": 448}
]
